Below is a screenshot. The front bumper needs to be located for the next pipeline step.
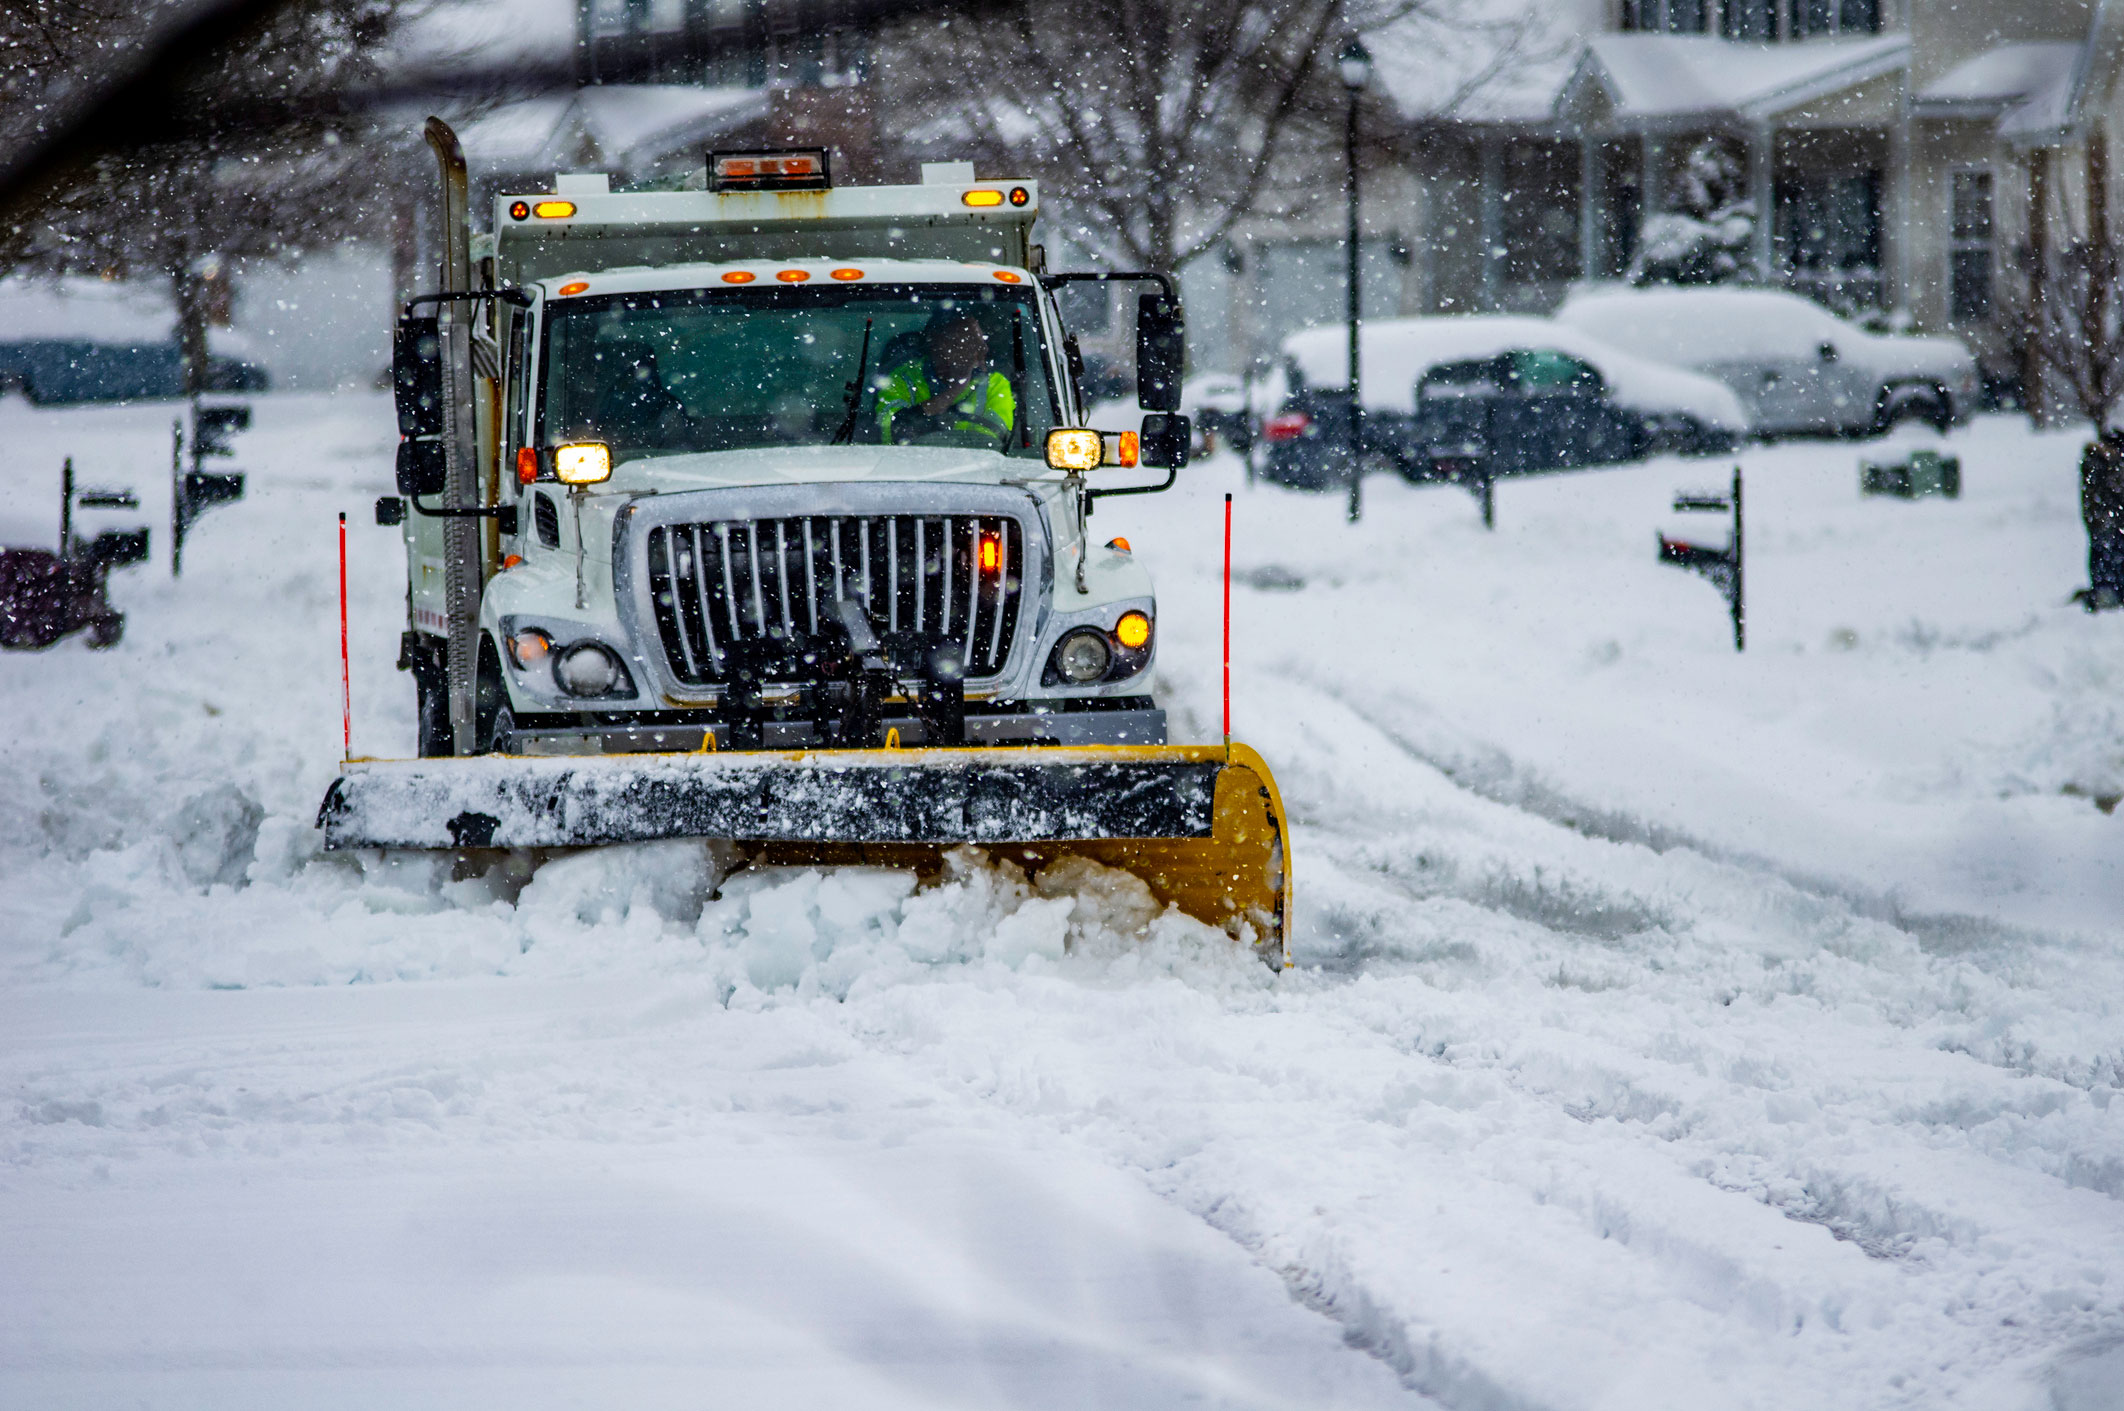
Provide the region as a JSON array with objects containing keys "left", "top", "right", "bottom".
[{"left": 505, "top": 705, "right": 1166, "bottom": 755}]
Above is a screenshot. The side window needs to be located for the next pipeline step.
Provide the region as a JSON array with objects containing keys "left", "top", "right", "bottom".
[{"left": 506, "top": 310, "right": 533, "bottom": 459}]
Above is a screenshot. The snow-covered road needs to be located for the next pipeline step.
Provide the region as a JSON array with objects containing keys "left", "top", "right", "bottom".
[{"left": 3, "top": 392, "right": 2120, "bottom": 1410}]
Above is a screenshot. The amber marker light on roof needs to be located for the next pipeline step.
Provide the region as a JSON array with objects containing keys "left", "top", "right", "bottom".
[
  {"left": 533, "top": 200, "right": 576, "bottom": 219},
  {"left": 993, "top": 270, "right": 1023, "bottom": 284},
  {"left": 508, "top": 201, "right": 530, "bottom": 221},
  {"left": 776, "top": 269, "right": 811, "bottom": 282},
  {"left": 962, "top": 189, "right": 1004, "bottom": 207},
  {"left": 556, "top": 280, "right": 590, "bottom": 296},
  {"left": 722, "top": 270, "right": 756, "bottom": 284},
  {"left": 830, "top": 268, "right": 864, "bottom": 281}
]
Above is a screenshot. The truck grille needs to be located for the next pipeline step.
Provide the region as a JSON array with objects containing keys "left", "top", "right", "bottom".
[{"left": 644, "top": 514, "right": 1025, "bottom": 686}]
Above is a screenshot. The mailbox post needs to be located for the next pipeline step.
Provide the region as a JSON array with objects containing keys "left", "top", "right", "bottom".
[
  {"left": 1658, "top": 466, "right": 1744, "bottom": 652},
  {"left": 171, "top": 401, "right": 249, "bottom": 576}
]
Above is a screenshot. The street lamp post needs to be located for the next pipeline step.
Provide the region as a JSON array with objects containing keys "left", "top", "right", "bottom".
[{"left": 1339, "top": 35, "right": 1371, "bottom": 524}]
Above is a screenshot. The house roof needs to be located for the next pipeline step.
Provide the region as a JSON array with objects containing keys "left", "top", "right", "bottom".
[
  {"left": 458, "top": 85, "right": 768, "bottom": 180},
  {"left": 1565, "top": 33, "right": 1909, "bottom": 124}
]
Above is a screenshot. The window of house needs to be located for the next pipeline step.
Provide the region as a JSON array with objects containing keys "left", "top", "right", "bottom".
[
  {"left": 1775, "top": 171, "right": 1882, "bottom": 270},
  {"left": 1621, "top": 0, "right": 1708, "bottom": 32},
  {"left": 1790, "top": 0, "right": 1880, "bottom": 36},
  {"left": 1723, "top": 0, "right": 1775, "bottom": 40},
  {"left": 1501, "top": 140, "right": 1583, "bottom": 283},
  {"left": 1950, "top": 170, "right": 1994, "bottom": 320}
]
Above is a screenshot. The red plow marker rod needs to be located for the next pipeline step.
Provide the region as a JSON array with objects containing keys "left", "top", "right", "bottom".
[
  {"left": 338, "top": 511, "right": 351, "bottom": 761},
  {"left": 1222, "top": 492, "right": 1232, "bottom": 747}
]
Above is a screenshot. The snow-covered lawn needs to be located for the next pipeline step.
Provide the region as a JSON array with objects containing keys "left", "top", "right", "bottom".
[{"left": 2, "top": 392, "right": 2120, "bottom": 1410}]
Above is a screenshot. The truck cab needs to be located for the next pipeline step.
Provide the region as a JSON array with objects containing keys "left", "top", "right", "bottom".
[{"left": 387, "top": 154, "right": 1189, "bottom": 759}]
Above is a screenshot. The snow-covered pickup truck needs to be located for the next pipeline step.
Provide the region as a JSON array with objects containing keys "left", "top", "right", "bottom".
[{"left": 1557, "top": 285, "right": 1981, "bottom": 439}]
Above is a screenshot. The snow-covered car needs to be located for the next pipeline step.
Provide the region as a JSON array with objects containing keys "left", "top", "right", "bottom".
[
  {"left": 1182, "top": 371, "right": 1251, "bottom": 454},
  {"left": 1555, "top": 285, "right": 1981, "bottom": 438},
  {"left": 1259, "top": 315, "right": 1748, "bottom": 488}
]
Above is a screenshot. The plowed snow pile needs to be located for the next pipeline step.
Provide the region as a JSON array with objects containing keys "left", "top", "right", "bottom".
[{"left": 2, "top": 391, "right": 2120, "bottom": 1411}]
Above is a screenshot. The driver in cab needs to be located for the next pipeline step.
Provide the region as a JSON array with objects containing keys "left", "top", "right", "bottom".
[{"left": 875, "top": 312, "right": 1015, "bottom": 448}]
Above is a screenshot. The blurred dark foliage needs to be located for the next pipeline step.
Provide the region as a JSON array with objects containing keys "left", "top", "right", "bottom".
[
  {"left": 0, "top": 0, "right": 441, "bottom": 387},
  {"left": 872, "top": 0, "right": 1530, "bottom": 274}
]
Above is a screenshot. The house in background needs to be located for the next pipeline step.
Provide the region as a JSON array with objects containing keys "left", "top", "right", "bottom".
[{"left": 1214, "top": 0, "right": 2124, "bottom": 399}]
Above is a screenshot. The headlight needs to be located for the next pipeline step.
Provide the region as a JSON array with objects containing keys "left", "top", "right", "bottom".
[
  {"left": 555, "top": 642, "right": 626, "bottom": 696},
  {"left": 1052, "top": 629, "right": 1112, "bottom": 684},
  {"left": 554, "top": 442, "right": 611, "bottom": 485}
]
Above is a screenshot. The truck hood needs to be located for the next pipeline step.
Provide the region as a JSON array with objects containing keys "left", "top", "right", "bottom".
[{"left": 614, "top": 445, "right": 1058, "bottom": 494}]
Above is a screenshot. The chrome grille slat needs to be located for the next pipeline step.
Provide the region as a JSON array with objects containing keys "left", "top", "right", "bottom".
[
  {"left": 692, "top": 525, "right": 721, "bottom": 669},
  {"left": 802, "top": 519, "right": 818, "bottom": 635},
  {"left": 645, "top": 512, "right": 1024, "bottom": 688}
]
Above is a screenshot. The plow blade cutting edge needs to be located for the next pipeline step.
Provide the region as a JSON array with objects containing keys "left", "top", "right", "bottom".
[{"left": 318, "top": 743, "right": 1292, "bottom": 965}]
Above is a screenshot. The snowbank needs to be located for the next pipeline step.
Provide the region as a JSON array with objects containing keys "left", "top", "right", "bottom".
[{"left": 3, "top": 390, "right": 2123, "bottom": 1409}]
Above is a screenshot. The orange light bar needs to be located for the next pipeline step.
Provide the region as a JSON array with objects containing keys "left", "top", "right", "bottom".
[
  {"left": 516, "top": 446, "right": 539, "bottom": 484},
  {"left": 722, "top": 270, "right": 756, "bottom": 284},
  {"left": 556, "top": 280, "right": 590, "bottom": 297},
  {"left": 710, "top": 149, "right": 831, "bottom": 191},
  {"left": 533, "top": 200, "right": 576, "bottom": 219},
  {"left": 962, "top": 189, "right": 1005, "bottom": 207},
  {"left": 830, "top": 267, "right": 864, "bottom": 281},
  {"left": 776, "top": 269, "right": 811, "bottom": 282},
  {"left": 993, "top": 270, "right": 1023, "bottom": 284}
]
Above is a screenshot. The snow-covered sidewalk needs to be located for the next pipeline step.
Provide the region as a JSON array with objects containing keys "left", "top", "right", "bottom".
[{"left": 2, "top": 392, "right": 2120, "bottom": 1410}]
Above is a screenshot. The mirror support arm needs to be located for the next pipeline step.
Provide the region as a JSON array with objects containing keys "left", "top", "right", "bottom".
[{"left": 1085, "top": 466, "right": 1178, "bottom": 508}]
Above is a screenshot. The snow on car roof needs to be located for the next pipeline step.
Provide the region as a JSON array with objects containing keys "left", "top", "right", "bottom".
[
  {"left": 1556, "top": 285, "right": 1851, "bottom": 366},
  {"left": 536, "top": 260, "right": 1038, "bottom": 299},
  {"left": 1280, "top": 314, "right": 1747, "bottom": 430}
]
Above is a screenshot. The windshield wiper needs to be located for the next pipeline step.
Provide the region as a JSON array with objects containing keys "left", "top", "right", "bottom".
[{"left": 831, "top": 318, "right": 874, "bottom": 445}]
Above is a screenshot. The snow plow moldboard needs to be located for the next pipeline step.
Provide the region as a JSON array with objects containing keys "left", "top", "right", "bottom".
[{"left": 318, "top": 744, "right": 1292, "bottom": 964}]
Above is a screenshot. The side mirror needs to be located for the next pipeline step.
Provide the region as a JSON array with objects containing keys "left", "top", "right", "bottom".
[
  {"left": 375, "top": 496, "right": 407, "bottom": 527},
  {"left": 1817, "top": 341, "right": 1839, "bottom": 364},
  {"left": 1140, "top": 413, "right": 1191, "bottom": 469},
  {"left": 1136, "top": 294, "right": 1183, "bottom": 412},
  {"left": 394, "top": 315, "right": 445, "bottom": 439},
  {"left": 396, "top": 438, "right": 447, "bottom": 497}
]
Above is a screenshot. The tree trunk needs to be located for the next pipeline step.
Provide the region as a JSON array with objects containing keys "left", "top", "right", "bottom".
[{"left": 171, "top": 261, "right": 212, "bottom": 400}]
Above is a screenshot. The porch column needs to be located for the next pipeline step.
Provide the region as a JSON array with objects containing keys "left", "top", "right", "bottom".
[
  {"left": 1642, "top": 133, "right": 1664, "bottom": 218},
  {"left": 1579, "top": 130, "right": 1599, "bottom": 281},
  {"left": 1750, "top": 125, "right": 1774, "bottom": 281},
  {"left": 1886, "top": 111, "right": 1911, "bottom": 314},
  {"left": 1480, "top": 135, "right": 1503, "bottom": 309}
]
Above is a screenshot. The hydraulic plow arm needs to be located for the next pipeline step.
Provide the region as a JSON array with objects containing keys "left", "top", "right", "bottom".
[{"left": 319, "top": 744, "right": 1292, "bottom": 965}]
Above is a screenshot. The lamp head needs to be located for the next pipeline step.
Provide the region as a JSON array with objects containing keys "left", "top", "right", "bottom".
[{"left": 1338, "top": 36, "right": 1373, "bottom": 91}]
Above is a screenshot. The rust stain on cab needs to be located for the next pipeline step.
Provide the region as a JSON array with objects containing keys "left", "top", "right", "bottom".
[{"left": 715, "top": 191, "right": 831, "bottom": 220}]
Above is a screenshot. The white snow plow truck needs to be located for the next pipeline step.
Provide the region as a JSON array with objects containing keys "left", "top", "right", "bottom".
[{"left": 319, "top": 123, "right": 1292, "bottom": 963}]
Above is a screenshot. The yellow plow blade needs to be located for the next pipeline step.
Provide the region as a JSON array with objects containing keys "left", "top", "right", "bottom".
[{"left": 319, "top": 743, "right": 1292, "bottom": 966}]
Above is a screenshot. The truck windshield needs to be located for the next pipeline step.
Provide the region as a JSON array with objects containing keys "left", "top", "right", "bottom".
[{"left": 539, "top": 283, "right": 1058, "bottom": 461}]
